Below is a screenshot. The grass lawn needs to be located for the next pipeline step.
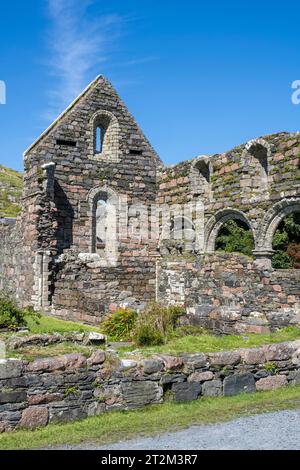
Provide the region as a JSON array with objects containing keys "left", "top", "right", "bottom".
[
  {"left": 26, "top": 315, "right": 102, "bottom": 335},
  {"left": 1, "top": 315, "right": 103, "bottom": 361},
  {"left": 120, "top": 326, "right": 300, "bottom": 356},
  {"left": 0, "top": 386, "right": 300, "bottom": 450}
]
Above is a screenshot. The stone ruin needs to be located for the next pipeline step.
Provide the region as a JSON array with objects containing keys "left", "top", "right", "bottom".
[{"left": 0, "top": 75, "right": 299, "bottom": 333}]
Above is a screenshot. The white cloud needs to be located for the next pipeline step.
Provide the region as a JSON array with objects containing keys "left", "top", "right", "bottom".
[{"left": 46, "top": 0, "right": 122, "bottom": 120}]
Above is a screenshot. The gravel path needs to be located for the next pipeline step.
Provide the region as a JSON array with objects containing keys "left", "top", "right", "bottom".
[{"left": 55, "top": 408, "right": 300, "bottom": 450}]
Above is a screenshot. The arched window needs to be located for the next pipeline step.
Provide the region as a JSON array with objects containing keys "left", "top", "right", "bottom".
[
  {"left": 215, "top": 219, "right": 254, "bottom": 257},
  {"left": 196, "top": 160, "right": 210, "bottom": 185},
  {"left": 242, "top": 139, "right": 271, "bottom": 193},
  {"left": 90, "top": 110, "right": 120, "bottom": 162},
  {"left": 95, "top": 199, "right": 107, "bottom": 255},
  {"left": 205, "top": 209, "right": 255, "bottom": 254},
  {"left": 88, "top": 186, "right": 120, "bottom": 265},
  {"left": 95, "top": 126, "right": 103, "bottom": 154},
  {"left": 190, "top": 156, "right": 213, "bottom": 199},
  {"left": 247, "top": 141, "right": 268, "bottom": 178}
]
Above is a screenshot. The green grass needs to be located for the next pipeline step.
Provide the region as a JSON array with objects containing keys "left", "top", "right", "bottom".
[
  {"left": 7, "top": 342, "right": 99, "bottom": 362},
  {"left": 1, "top": 316, "right": 104, "bottom": 361},
  {"left": 1, "top": 386, "right": 300, "bottom": 450},
  {"left": 0, "top": 165, "right": 23, "bottom": 217},
  {"left": 26, "top": 315, "right": 103, "bottom": 335},
  {"left": 119, "top": 326, "right": 300, "bottom": 356}
]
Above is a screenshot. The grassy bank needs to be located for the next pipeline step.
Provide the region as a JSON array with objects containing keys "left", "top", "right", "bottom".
[
  {"left": 120, "top": 326, "right": 300, "bottom": 356},
  {"left": 0, "top": 386, "right": 300, "bottom": 450}
]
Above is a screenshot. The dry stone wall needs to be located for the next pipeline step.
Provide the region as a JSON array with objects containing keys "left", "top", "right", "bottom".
[
  {"left": 1, "top": 340, "right": 300, "bottom": 432},
  {"left": 157, "top": 253, "right": 300, "bottom": 334}
]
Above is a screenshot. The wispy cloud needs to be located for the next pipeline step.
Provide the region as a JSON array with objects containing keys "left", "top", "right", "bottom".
[{"left": 45, "top": 0, "right": 122, "bottom": 120}]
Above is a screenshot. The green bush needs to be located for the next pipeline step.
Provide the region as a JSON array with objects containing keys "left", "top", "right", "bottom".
[
  {"left": 0, "top": 293, "right": 40, "bottom": 330},
  {"left": 132, "top": 303, "right": 186, "bottom": 346},
  {"left": 101, "top": 308, "right": 138, "bottom": 340},
  {"left": 216, "top": 220, "right": 254, "bottom": 257},
  {"left": 133, "top": 320, "right": 165, "bottom": 346},
  {"left": 272, "top": 214, "right": 300, "bottom": 269}
]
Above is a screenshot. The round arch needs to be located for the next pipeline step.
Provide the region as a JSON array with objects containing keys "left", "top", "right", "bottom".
[
  {"left": 204, "top": 209, "right": 255, "bottom": 253},
  {"left": 88, "top": 109, "right": 120, "bottom": 162},
  {"left": 86, "top": 185, "right": 120, "bottom": 254},
  {"left": 257, "top": 198, "right": 300, "bottom": 251}
]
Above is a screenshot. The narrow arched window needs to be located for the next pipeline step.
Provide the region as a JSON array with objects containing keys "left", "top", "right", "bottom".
[
  {"left": 96, "top": 199, "right": 107, "bottom": 254},
  {"left": 95, "top": 126, "right": 103, "bottom": 153},
  {"left": 197, "top": 160, "right": 210, "bottom": 184},
  {"left": 91, "top": 111, "right": 120, "bottom": 162}
]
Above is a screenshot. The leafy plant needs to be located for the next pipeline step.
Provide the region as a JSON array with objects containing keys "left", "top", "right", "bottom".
[
  {"left": 101, "top": 308, "right": 138, "bottom": 340},
  {"left": 132, "top": 303, "right": 186, "bottom": 346},
  {"left": 272, "top": 214, "right": 300, "bottom": 269},
  {"left": 0, "top": 292, "right": 40, "bottom": 330},
  {"left": 216, "top": 220, "right": 254, "bottom": 257},
  {"left": 265, "top": 362, "right": 277, "bottom": 375}
]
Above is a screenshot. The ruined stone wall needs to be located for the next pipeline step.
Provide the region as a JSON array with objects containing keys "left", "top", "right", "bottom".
[
  {"left": 1, "top": 75, "right": 299, "bottom": 325},
  {"left": 21, "top": 77, "right": 161, "bottom": 318},
  {"left": 158, "top": 132, "right": 300, "bottom": 254},
  {"left": 1, "top": 341, "right": 300, "bottom": 432},
  {"left": 157, "top": 253, "right": 300, "bottom": 334},
  {"left": 0, "top": 219, "right": 33, "bottom": 305}
]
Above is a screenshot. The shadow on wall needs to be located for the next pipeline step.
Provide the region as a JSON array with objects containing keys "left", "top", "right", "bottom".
[{"left": 54, "top": 181, "right": 74, "bottom": 254}]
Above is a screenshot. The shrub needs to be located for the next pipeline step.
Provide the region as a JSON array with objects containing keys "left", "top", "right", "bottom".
[
  {"left": 133, "top": 320, "right": 165, "bottom": 346},
  {"left": 132, "top": 303, "right": 186, "bottom": 346},
  {"left": 0, "top": 293, "right": 40, "bottom": 330},
  {"left": 101, "top": 308, "right": 138, "bottom": 340}
]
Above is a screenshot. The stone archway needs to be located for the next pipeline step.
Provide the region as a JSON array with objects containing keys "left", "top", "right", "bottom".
[
  {"left": 204, "top": 208, "right": 255, "bottom": 253},
  {"left": 257, "top": 198, "right": 300, "bottom": 251}
]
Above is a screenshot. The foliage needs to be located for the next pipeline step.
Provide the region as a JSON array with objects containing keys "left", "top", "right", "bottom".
[
  {"left": 264, "top": 362, "right": 277, "bottom": 375},
  {"left": 132, "top": 303, "right": 186, "bottom": 346},
  {"left": 215, "top": 220, "right": 254, "bottom": 257},
  {"left": 272, "top": 214, "right": 300, "bottom": 269},
  {"left": 0, "top": 293, "right": 40, "bottom": 330},
  {"left": 0, "top": 165, "right": 23, "bottom": 217},
  {"left": 101, "top": 308, "right": 138, "bottom": 340}
]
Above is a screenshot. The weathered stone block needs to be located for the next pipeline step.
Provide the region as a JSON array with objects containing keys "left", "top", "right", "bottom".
[
  {"left": 240, "top": 348, "right": 266, "bottom": 365},
  {"left": 158, "top": 355, "right": 184, "bottom": 371},
  {"left": 160, "top": 374, "right": 186, "bottom": 385},
  {"left": 0, "top": 391, "right": 27, "bottom": 404},
  {"left": 256, "top": 375, "right": 288, "bottom": 391},
  {"left": 172, "top": 382, "right": 201, "bottom": 402},
  {"left": 0, "top": 359, "right": 23, "bottom": 379},
  {"left": 223, "top": 373, "right": 256, "bottom": 396},
  {"left": 188, "top": 371, "right": 214, "bottom": 382},
  {"left": 87, "top": 350, "right": 106, "bottom": 366},
  {"left": 49, "top": 407, "right": 87, "bottom": 424},
  {"left": 141, "top": 359, "right": 163, "bottom": 374},
  {"left": 19, "top": 406, "right": 49, "bottom": 429},
  {"left": 209, "top": 351, "right": 241, "bottom": 366},
  {"left": 121, "top": 381, "right": 163, "bottom": 408},
  {"left": 202, "top": 379, "right": 223, "bottom": 397}
]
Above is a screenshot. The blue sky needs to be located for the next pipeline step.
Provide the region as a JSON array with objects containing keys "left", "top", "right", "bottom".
[{"left": 0, "top": 0, "right": 299, "bottom": 171}]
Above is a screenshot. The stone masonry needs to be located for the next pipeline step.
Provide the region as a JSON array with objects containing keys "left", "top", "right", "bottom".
[
  {"left": 0, "top": 75, "right": 299, "bottom": 332},
  {"left": 1, "top": 340, "right": 300, "bottom": 432}
]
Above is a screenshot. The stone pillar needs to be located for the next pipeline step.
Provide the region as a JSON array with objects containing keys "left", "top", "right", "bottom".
[
  {"left": 32, "top": 250, "right": 52, "bottom": 310},
  {"left": 252, "top": 249, "right": 274, "bottom": 270}
]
